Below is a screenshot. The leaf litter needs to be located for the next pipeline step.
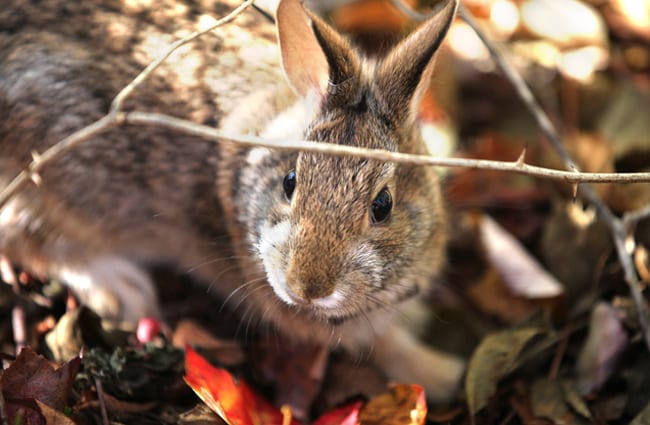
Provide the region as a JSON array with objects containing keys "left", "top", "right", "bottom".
[{"left": 3, "top": 0, "right": 650, "bottom": 424}]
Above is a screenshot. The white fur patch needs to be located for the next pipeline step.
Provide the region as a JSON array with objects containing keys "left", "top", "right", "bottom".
[
  {"left": 261, "top": 91, "right": 319, "bottom": 140},
  {"left": 257, "top": 220, "right": 294, "bottom": 305},
  {"left": 0, "top": 200, "right": 30, "bottom": 228},
  {"left": 312, "top": 289, "right": 345, "bottom": 309},
  {"left": 56, "top": 256, "right": 158, "bottom": 322},
  {"left": 246, "top": 147, "right": 271, "bottom": 166},
  {"left": 350, "top": 242, "right": 383, "bottom": 288}
]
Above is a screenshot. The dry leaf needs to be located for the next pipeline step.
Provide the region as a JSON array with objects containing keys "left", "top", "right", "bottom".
[
  {"left": 358, "top": 384, "right": 427, "bottom": 425},
  {"left": 173, "top": 319, "right": 245, "bottom": 366},
  {"left": 250, "top": 337, "right": 328, "bottom": 420},
  {"left": 1, "top": 347, "right": 80, "bottom": 410},
  {"left": 530, "top": 378, "right": 568, "bottom": 423},
  {"left": 184, "top": 345, "right": 297, "bottom": 425},
  {"left": 576, "top": 302, "right": 628, "bottom": 395},
  {"left": 465, "top": 328, "right": 544, "bottom": 415},
  {"left": 34, "top": 400, "right": 76, "bottom": 425},
  {"left": 631, "top": 400, "right": 650, "bottom": 425},
  {"left": 480, "top": 215, "right": 564, "bottom": 299},
  {"left": 561, "top": 380, "right": 591, "bottom": 419}
]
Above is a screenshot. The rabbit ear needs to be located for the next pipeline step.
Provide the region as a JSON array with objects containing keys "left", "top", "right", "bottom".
[
  {"left": 276, "top": 0, "right": 360, "bottom": 105},
  {"left": 374, "top": 0, "right": 458, "bottom": 124}
]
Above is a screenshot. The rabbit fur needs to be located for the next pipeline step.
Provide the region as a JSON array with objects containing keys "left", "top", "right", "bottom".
[{"left": 0, "top": 0, "right": 463, "bottom": 402}]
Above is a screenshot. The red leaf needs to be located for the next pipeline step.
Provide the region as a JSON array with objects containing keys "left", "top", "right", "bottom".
[
  {"left": 313, "top": 400, "right": 363, "bottom": 425},
  {"left": 184, "top": 346, "right": 300, "bottom": 425},
  {"left": 1, "top": 347, "right": 80, "bottom": 410}
]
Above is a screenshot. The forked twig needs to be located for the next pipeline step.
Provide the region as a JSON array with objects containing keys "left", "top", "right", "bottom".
[
  {"left": 0, "top": 0, "right": 256, "bottom": 208},
  {"left": 0, "top": 0, "right": 649, "bottom": 349},
  {"left": 389, "top": 0, "right": 650, "bottom": 348}
]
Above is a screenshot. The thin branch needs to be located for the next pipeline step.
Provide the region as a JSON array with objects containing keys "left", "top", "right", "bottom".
[
  {"left": 0, "top": 0, "right": 648, "bottom": 351},
  {"left": 125, "top": 111, "right": 650, "bottom": 184},
  {"left": 0, "top": 116, "right": 117, "bottom": 208},
  {"left": 392, "top": 0, "right": 650, "bottom": 350},
  {"left": 110, "top": 0, "right": 256, "bottom": 114},
  {"left": 0, "top": 0, "right": 256, "bottom": 209},
  {"left": 457, "top": 3, "right": 650, "bottom": 349},
  {"left": 624, "top": 204, "right": 650, "bottom": 229}
]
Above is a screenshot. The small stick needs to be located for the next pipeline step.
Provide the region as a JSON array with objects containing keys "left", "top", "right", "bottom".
[{"left": 94, "top": 377, "right": 110, "bottom": 425}]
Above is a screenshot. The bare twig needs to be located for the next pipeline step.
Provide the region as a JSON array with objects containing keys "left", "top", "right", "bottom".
[
  {"left": 624, "top": 204, "right": 650, "bottom": 230},
  {"left": 455, "top": 4, "right": 650, "bottom": 349},
  {"left": 1, "top": 0, "right": 649, "bottom": 350},
  {"left": 111, "top": 0, "right": 255, "bottom": 114},
  {"left": 0, "top": 0, "right": 256, "bottom": 209},
  {"left": 391, "top": 0, "right": 650, "bottom": 350},
  {"left": 125, "top": 111, "right": 650, "bottom": 183},
  {"left": 0, "top": 116, "right": 117, "bottom": 208},
  {"left": 94, "top": 376, "right": 110, "bottom": 425}
]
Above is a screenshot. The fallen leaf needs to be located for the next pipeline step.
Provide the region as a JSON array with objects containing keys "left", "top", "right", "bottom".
[
  {"left": 631, "top": 399, "right": 650, "bottom": 425},
  {"left": 313, "top": 401, "right": 363, "bottom": 425},
  {"left": 1, "top": 347, "right": 80, "bottom": 410},
  {"left": 184, "top": 345, "right": 299, "bottom": 425},
  {"left": 562, "top": 380, "right": 591, "bottom": 419},
  {"left": 250, "top": 336, "right": 328, "bottom": 420},
  {"left": 465, "top": 328, "right": 545, "bottom": 415},
  {"left": 466, "top": 268, "right": 539, "bottom": 324},
  {"left": 576, "top": 302, "right": 628, "bottom": 395},
  {"left": 540, "top": 202, "right": 612, "bottom": 303},
  {"left": 358, "top": 384, "right": 427, "bottom": 425},
  {"left": 173, "top": 319, "right": 245, "bottom": 366},
  {"left": 530, "top": 378, "right": 568, "bottom": 423},
  {"left": 480, "top": 214, "right": 564, "bottom": 299},
  {"left": 34, "top": 400, "right": 76, "bottom": 425},
  {"left": 179, "top": 403, "right": 226, "bottom": 425},
  {"left": 45, "top": 307, "right": 108, "bottom": 362}
]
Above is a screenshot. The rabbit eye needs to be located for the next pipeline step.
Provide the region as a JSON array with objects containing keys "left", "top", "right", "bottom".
[
  {"left": 283, "top": 169, "right": 296, "bottom": 200},
  {"left": 370, "top": 187, "right": 392, "bottom": 224}
]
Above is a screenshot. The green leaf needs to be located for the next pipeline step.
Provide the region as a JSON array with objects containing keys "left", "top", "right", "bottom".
[{"left": 465, "top": 328, "right": 544, "bottom": 415}]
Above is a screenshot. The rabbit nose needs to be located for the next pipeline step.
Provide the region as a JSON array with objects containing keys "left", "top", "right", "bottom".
[{"left": 287, "top": 278, "right": 334, "bottom": 303}]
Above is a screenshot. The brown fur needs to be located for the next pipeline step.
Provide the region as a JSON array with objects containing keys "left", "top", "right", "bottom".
[{"left": 1, "top": 0, "right": 463, "bottom": 403}]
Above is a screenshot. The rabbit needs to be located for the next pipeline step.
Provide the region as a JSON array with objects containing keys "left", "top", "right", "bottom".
[{"left": 0, "top": 0, "right": 464, "bottom": 403}]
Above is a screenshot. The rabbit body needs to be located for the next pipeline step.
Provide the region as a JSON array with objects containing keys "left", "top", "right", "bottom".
[{"left": 0, "top": 0, "right": 463, "bottom": 402}]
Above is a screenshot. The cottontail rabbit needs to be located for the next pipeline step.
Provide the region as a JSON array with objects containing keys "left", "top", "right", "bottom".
[{"left": 0, "top": 0, "right": 464, "bottom": 402}]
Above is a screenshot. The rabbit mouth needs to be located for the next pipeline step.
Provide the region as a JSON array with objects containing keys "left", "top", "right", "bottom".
[{"left": 322, "top": 285, "right": 420, "bottom": 326}]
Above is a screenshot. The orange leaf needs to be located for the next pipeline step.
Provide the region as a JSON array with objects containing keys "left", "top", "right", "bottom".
[
  {"left": 313, "top": 400, "right": 363, "bottom": 425},
  {"left": 358, "top": 384, "right": 427, "bottom": 425},
  {"left": 184, "top": 346, "right": 299, "bottom": 425}
]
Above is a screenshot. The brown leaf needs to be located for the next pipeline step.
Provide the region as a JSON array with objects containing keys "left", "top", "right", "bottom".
[
  {"left": 631, "top": 400, "right": 650, "bottom": 425},
  {"left": 179, "top": 404, "right": 226, "bottom": 425},
  {"left": 576, "top": 302, "right": 628, "bottom": 394},
  {"left": 466, "top": 328, "right": 545, "bottom": 415},
  {"left": 250, "top": 336, "right": 328, "bottom": 420},
  {"left": 530, "top": 379, "right": 568, "bottom": 423},
  {"left": 172, "top": 319, "right": 244, "bottom": 366},
  {"left": 480, "top": 215, "right": 564, "bottom": 299},
  {"left": 1, "top": 347, "right": 80, "bottom": 410},
  {"left": 561, "top": 380, "right": 591, "bottom": 419},
  {"left": 358, "top": 384, "right": 427, "bottom": 425},
  {"left": 34, "top": 400, "right": 76, "bottom": 425}
]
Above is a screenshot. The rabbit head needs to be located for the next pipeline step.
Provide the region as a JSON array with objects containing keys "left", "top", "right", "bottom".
[{"left": 228, "top": 0, "right": 457, "bottom": 328}]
